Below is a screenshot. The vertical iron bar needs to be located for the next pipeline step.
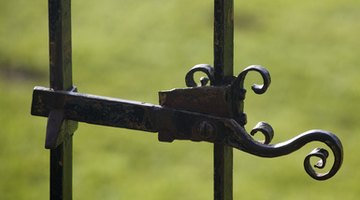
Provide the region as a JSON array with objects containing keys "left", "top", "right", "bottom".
[
  {"left": 213, "top": 0, "right": 234, "bottom": 200},
  {"left": 214, "top": 0, "right": 234, "bottom": 85},
  {"left": 48, "top": 0, "right": 74, "bottom": 199}
]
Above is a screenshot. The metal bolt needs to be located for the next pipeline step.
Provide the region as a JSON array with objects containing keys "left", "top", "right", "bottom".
[{"left": 198, "top": 121, "right": 216, "bottom": 140}]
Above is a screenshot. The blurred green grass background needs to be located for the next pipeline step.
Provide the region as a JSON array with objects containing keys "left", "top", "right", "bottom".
[{"left": 0, "top": 0, "right": 359, "bottom": 199}]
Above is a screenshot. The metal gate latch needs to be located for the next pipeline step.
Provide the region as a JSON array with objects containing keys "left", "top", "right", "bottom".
[{"left": 31, "top": 64, "right": 343, "bottom": 181}]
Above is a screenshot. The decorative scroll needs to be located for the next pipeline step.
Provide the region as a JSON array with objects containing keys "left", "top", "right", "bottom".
[
  {"left": 185, "top": 64, "right": 215, "bottom": 87},
  {"left": 183, "top": 64, "right": 343, "bottom": 180},
  {"left": 232, "top": 65, "right": 271, "bottom": 94},
  {"left": 225, "top": 120, "right": 343, "bottom": 180},
  {"left": 250, "top": 121, "right": 274, "bottom": 145}
]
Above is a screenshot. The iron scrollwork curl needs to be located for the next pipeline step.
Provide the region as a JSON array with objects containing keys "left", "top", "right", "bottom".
[
  {"left": 232, "top": 65, "right": 271, "bottom": 95},
  {"left": 183, "top": 64, "right": 343, "bottom": 180},
  {"left": 250, "top": 121, "right": 274, "bottom": 145},
  {"left": 231, "top": 65, "right": 274, "bottom": 143},
  {"left": 228, "top": 65, "right": 343, "bottom": 180},
  {"left": 185, "top": 64, "right": 215, "bottom": 87},
  {"left": 224, "top": 120, "right": 343, "bottom": 180}
]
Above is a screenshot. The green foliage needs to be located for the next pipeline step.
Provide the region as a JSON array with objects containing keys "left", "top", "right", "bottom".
[{"left": 0, "top": 0, "right": 359, "bottom": 199}]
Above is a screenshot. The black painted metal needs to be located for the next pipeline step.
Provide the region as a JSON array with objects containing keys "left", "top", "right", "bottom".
[
  {"left": 32, "top": 64, "right": 343, "bottom": 181},
  {"left": 47, "top": 0, "right": 76, "bottom": 199},
  {"left": 32, "top": 0, "right": 344, "bottom": 199},
  {"left": 213, "top": 0, "right": 234, "bottom": 199}
]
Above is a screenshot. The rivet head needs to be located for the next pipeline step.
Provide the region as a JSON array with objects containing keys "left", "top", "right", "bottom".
[{"left": 198, "top": 121, "right": 216, "bottom": 140}]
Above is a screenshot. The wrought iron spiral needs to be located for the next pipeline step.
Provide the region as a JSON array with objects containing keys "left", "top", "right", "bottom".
[
  {"left": 185, "top": 64, "right": 215, "bottom": 87},
  {"left": 226, "top": 65, "right": 343, "bottom": 180},
  {"left": 225, "top": 120, "right": 343, "bottom": 180},
  {"left": 184, "top": 64, "right": 343, "bottom": 180},
  {"left": 232, "top": 65, "right": 271, "bottom": 95}
]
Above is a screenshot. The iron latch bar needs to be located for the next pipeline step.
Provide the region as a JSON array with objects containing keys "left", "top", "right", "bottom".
[
  {"left": 31, "top": 85, "right": 235, "bottom": 144},
  {"left": 31, "top": 64, "right": 343, "bottom": 181}
]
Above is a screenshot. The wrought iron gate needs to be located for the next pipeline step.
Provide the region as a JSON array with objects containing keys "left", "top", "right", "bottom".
[{"left": 31, "top": 0, "right": 343, "bottom": 199}]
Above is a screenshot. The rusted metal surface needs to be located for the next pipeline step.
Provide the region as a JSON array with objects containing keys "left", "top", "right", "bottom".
[
  {"left": 159, "top": 86, "right": 231, "bottom": 117},
  {"left": 32, "top": 86, "right": 233, "bottom": 143},
  {"left": 32, "top": 86, "right": 159, "bottom": 132}
]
